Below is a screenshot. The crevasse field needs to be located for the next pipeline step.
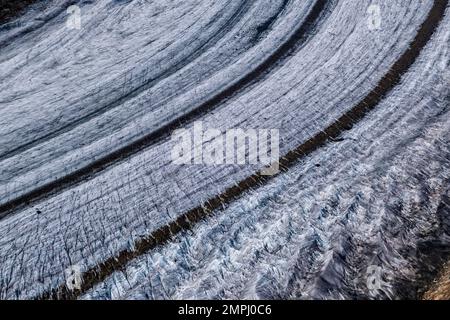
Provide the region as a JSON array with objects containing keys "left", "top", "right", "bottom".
[{"left": 0, "top": 0, "right": 449, "bottom": 300}]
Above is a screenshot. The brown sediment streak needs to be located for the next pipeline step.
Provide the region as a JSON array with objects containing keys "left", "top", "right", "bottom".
[
  {"left": 0, "top": 0, "right": 332, "bottom": 219},
  {"left": 38, "top": 0, "right": 449, "bottom": 300}
]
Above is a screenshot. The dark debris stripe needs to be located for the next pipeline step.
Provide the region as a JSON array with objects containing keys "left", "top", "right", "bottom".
[
  {"left": 38, "top": 0, "right": 449, "bottom": 301},
  {"left": 0, "top": 0, "right": 333, "bottom": 219}
]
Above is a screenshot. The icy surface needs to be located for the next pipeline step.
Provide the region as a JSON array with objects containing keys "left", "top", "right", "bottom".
[{"left": 0, "top": 0, "right": 449, "bottom": 299}]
